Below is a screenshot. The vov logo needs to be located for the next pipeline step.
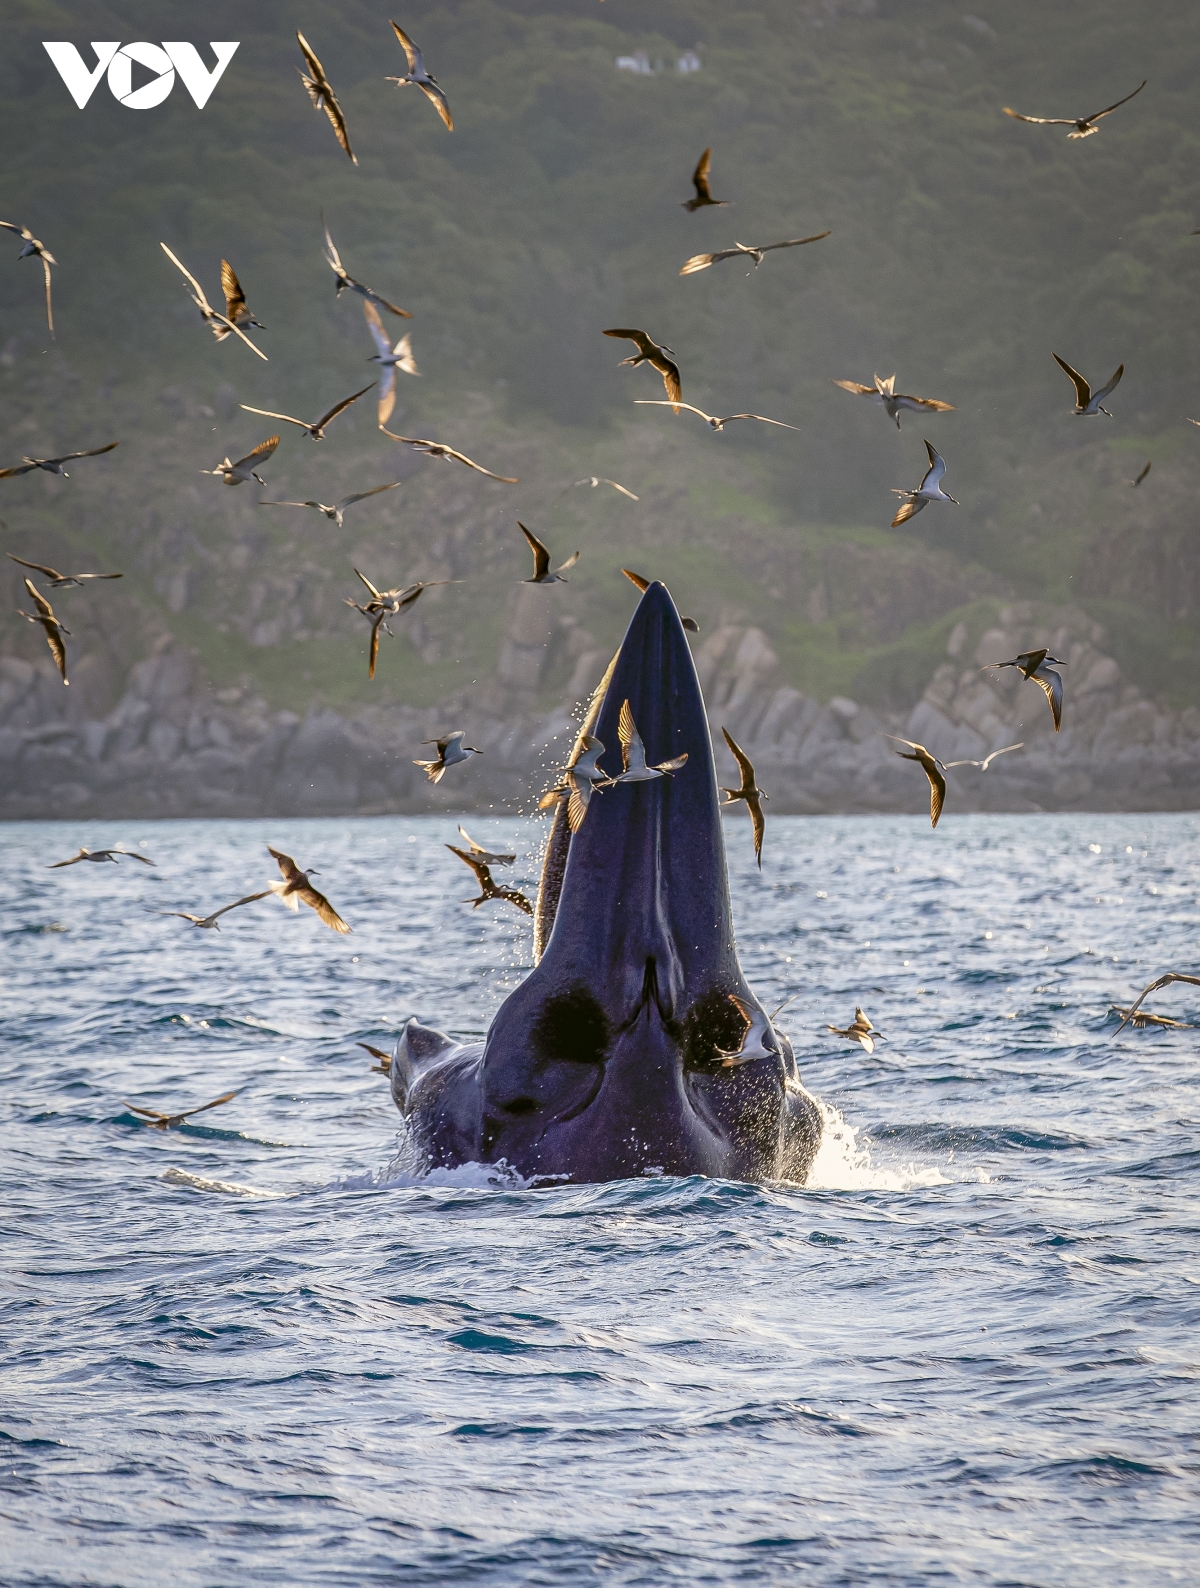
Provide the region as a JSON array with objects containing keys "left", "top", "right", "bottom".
[{"left": 43, "top": 43, "right": 239, "bottom": 110}]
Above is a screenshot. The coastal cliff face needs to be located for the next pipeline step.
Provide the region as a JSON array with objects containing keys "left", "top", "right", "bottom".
[{"left": 4, "top": 598, "right": 1197, "bottom": 820}]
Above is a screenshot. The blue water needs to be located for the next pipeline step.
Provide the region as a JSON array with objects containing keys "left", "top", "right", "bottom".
[{"left": 2, "top": 813, "right": 1198, "bottom": 1587}]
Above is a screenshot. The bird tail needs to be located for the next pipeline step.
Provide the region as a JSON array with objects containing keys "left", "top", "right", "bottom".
[{"left": 414, "top": 759, "right": 445, "bottom": 784}]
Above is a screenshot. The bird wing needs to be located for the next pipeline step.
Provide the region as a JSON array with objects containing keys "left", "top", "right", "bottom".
[
  {"left": 236, "top": 436, "right": 280, "bottom": 470},
  {"left": 359, "top": 1041, "right": 392, "bottom": 1072},
  {"left": 617, "top": 698, "right": 645, "bottom": 773},
  {"left": 0, "top": 460, "right": 38, "bottom": 477},
  {"left": 23, "top": 576, "right": 55, "bottom": 620},
  {"left": 519, "top": 522, "right": 551, "bottom": 580},
  {"left": 721, "top": 726, "right": 756, "bottom": 792},
  {"left": 259, "top": 500, "right": 316, "bottom": 511},
  {"left": 652, "top": 753, "right": 689, "bottom": 774},
  {"left": 42, "top": 620, "right": 68, "bottom": 683},
  {"left": 603, "top": 328, "right": 653, "bottom": 354},
  {"left": 679, "top": 252, "right": 720, "bottom": 275},
  {"left": 652, "top": 354, "right": 682, "bottom": 407},
  {"left": 297, "top": 880, "right": 351, "bottom": 933},
  {"left": 315, "top": 382, "right": 376, "bottom": 431},
  {"left": 377, "top": 366, "right": 396, "bottom": 429},
  {"left": 297, "top": 32, "right": 356, "bottom": 163},
  {"left": 893, "top": 395, "right": 955, "bottom": 413},
  {"left": 390, "top": 20, "right": 421, "bottom": 74},
  {"left": 0, "top": 220, "right": 31, "bottom": 240},
  {"left": 890, "top": 497, "right": 923, "bottom": 527},
  {"left": 761, "top": 231, "right": 832, "bottom": 252},
  {"left": 721, "top": 414, "right": 800, "bottom": 430},
  {"left": 362, "top": 300, "right": 392, "bottom": 358},
  {"left": 39, "top": 253, "right": 54, "bottom": 337},
  {"left": 113, "top": 850, "right": 155, "bottom": 865},
  {"left": 367, "top": 612, "right": 382, "bottom": 679},
  {"left": 555, "top": 550, "right": 581, "bottom": 576},
  {"left": 747, "top": 793, "right": 765, "bottom": 866},
  {"left": 921, "top": 439, "right": 946, "bottom": 489},
  {"left": 692, "top": 146, "right": 713, "bottom": 200},
  {"left": 1133, "top": 461, "right": 1151, "bottom": 485},
  {"left": 1002, "top": 107, "right": 1077, "bottom": 125},
  {"left": 981, "top": 743, "right": 1024, "bottom": 768},
  {"left": 377, "top": 428, "right": 518, "bottom": 481},
  {"left": 296, "top": 31, "right": 329, "bottom": 92},
  {"left": 73, "top": 572, "right": 122, "bottom": 582},
  {"left": 240, "top": 404, "right": 309, "bottom": 430},
  {"left": 209, "top": 891, "right": 272, "bottom": 921},
  {"left": 268, "top": 845, "right": 303, "bottom": 884},
  {"left": 391, "top": 333, "right": 419, "bottom": 376},
  {"left": 53, "top": 443, "right": 120, "bottom": 465},
  {"left": 418, "top": 80, "right": 454, "bottom": 130},
  {"left": 1093, "top": 364, "right": 1124, "bottom": 404},
  {"left": 178, "top": 1090, "right": 239, "bottom": 1121},
  {"left": 498, "top": 887, "right": 534, "bottom": 916},
  {"left": 621, "top": 568, "right": 650, "bottom": 593},
  {"left": 921, "top": 753, "right": 946, "bottom": 827},
  {"left": 1053, "top": 353, "right": 1091, "bottom": 408},
  {"left": 566, "top": 783, "right": 592, "bottom": 833},
  {"left": 322, "top": 223, "right": 345, "bottom": 276},
  {"left": 457, "top": 826, "right": 485, "bottom": 855},
  {"left": 48, "top": 850, "right": 88, "bottom": 867},
  {"left": 8, "top": 553, "right": 62, "bottom": 580},
  {"left": 220, "top": 259, "right": 247, "bottom": 321},
  {"left": 125, "top": 1103, "right": 172, "bottom": 1121},
  {"left": 834, "top": 379, "right": 876, "bottom": 396},
  {"left": 340, "top": 482, "right": 402, "bottom": 511},
  {"left": 160, "top": 243, "right": 213, "bottom": 314},
  {"left": 1084, "top": 80, "right": 1146, "bottom": 122},
  {"left": 1032, "top": 666, "right": 1063, "bottom": 731},
  {"left": 1114, "top": 972, "right": 1200, "bottom": 1034},
  {"left": 447, "top": 843, "right": 490, "bottom": 889}
]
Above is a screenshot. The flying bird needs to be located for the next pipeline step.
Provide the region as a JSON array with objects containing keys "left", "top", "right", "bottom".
[
  {"left": 446, "top": 845, "right": 532, "bottom": 915},
  {"left": 607, "top": 700, "right": 688, "bottom": 784},
  {"left": 826, "top": 1007, "right": 884, "bottom": 1054},
  {"left": 891, "top": 439, "right": 957, "bottom": 526},
  {"left": 0, "top": 442, "right": 118, "bottom": 480},
  {"left": 344, "top": 599, "right": 394, "bottom": 680},
  {"left": 720, "top": 727, "right": 767, "bottom": 867},
  {"left": 680, "top": 232, "right": 830, "bottom": 275},
  {"left": 296, "top": 32, "right": 357, "bottom": 163},
  {"left": 415, "top": 730, "right": 483, "bottom": 784},
  {"left": 603, "top": 329, "right": 681, "bottom": 410},
  {"left": 716, "top": 996, "right": 776, "bottom": 1067},
  {"left": 885, "top": 735, "right": 947, "bottom": 827},
  {"left": 49, "top": 846, "right": 155, "bottom": 868},
  {"left": 981, "top": 649, "right": 1065, "bottom": 731},
  {"left": 158, "top": 891, "right": 272, "bottom": 930},
  {"left": 363, "top": 301, "right": 419, "bottom": 427},
  {"left": 1053, "top": 353, "right": 1123, "bottom": 417},
  {"left": 379, "top": 427, "right": 518, "bottom": 482},
  {"left": 1130, "top": 460, "right": 1152, "bottom": 487},
  {"left": 323, "top": 223, "right": 411, "bottom": 317},
  {"left": 219, "top": 260, "right": 265, "bottom": 333},
  {"left": 124, "top": 1091, "right": 239, "bottom": 1130},
  {"left": 634, "top": 399, "right": 797, "bottom": 433},
  {"left": 202, "top": 436, "right": 279, "bottom": 487},
  {"left": 456, "top": 827, "right": 516, "bottom": 866},
  {"left": 621, "top": 568, "right": 698, "bottom": 631},
  {"left": 1003, "top": 80, "right": 1146, "bottom": 139},
  {"left": 520, "top": 522, "right": 579, "bottom": 584},
  {"left": 1112, "top": 972, "right": 1200, "bottom": 1036},
  {"left": 833, "top": 373, "right": 955, "bottom": 429},
  {"left": 562, "top": 476, "right": 638, "bottom": 500},
  {"left": 682, "top": 147, "right": 727, "bottom": 211},
  {"left": 7, "top": 553, "right": 121, "bottom": 588},
  {"left": 240, "top": 383, "right": 374, "bottom": 440},
  {"left": 352, "top": 567, "right": 457, "bottom": 614},
  {"left": 565, "top": 737, "right": 610, "bottom": 831},
  {"left": 258, "top": 481, "right": 401, "bottom": 529},
  {"left": 1108, "top": 1004, "right": 1192, "bottom": 1031},
  {"left": 17, "top": 578, "right": 69, "bottom": 684},
  {"left": 159, "top": 244, "right": 268, "bottom": 360},
  {"left": 267, "top": 845, "right": 351, "bottom": 933},
  {"left": 386, "top": 21, "right": 453, "bottom": 130},
  {"left": 944, "top": 743, "right": 1025, "bottom": 770},
  {"left": 0, "top": 219, "right": 56, "bottom": 336}
]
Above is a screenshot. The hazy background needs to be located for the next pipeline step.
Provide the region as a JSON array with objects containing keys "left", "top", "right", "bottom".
[{"left": 1, "top": 0, "right": 1198, "bottom": 725}]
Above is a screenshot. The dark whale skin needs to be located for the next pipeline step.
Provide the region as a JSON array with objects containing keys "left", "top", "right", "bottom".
[{"left": 393, "top": 583, "right": 822, "bottom": 1185}]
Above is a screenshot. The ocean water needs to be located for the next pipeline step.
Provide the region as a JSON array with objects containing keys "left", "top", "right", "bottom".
[{"left": 1, "top": 812, "right": 1198, "bottom": 1588}]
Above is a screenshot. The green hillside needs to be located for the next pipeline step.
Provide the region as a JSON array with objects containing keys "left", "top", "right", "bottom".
[{"left": 1, "top": 0, "right": 1198, "bottom": 717}]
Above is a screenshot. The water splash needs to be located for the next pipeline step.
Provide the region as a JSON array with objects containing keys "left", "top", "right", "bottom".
[{"left": 806, "top": 1099, "right": 950, "bottom": 1191}]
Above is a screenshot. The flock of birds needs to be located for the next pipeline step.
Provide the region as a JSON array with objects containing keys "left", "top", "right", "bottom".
[{"left": 4, "top": 32, "right": 1194, "bottom": 1118}]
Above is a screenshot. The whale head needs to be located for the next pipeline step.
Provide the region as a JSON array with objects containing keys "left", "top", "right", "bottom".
[{"left": 416, "top": 580, "right": 820, "bottom": 1184}]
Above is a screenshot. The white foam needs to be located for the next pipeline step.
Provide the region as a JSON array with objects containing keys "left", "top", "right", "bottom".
[
  {"left": 161, "top": 1167, "right": 287, "bottom": 1198},
  {"left": 806, "top": 1099, "right": 950, "bottom": 1192}
]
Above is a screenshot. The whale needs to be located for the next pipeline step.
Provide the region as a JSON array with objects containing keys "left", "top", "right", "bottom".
[{"left": 389, "top": 581, "right": 823, "bottom": 1184}]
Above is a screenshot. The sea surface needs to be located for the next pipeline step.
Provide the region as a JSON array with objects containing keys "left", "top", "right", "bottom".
[{"left": 1, "top": 812, "right": 1198, "bottom": 1587}]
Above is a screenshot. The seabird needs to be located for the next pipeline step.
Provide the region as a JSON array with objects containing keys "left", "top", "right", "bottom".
[
  {"left": 363, "top": 301, "right": 419, "bottom": 427},
  {"left": 720, "top": 727, "right": 767, "bottom": 868},
  {"left": 621, "top": 568, "right": 698, "bottom": 631},
  {"left": 240, "top": 382, "right": 375, "bottom": 440},
  {"left": 446, "top": 845, "right": 533, "bottom": 915},
  {"left": 457, "top": 827, "right": 516, "bottom": 866},
  {"left": 943, "top": 743, "right": 1025, "bottom": 770},
  {"left": 606, "top": 700, "right": 688, "bottom": 784},
  {"left": 520, "top": 522, "right": 579, "bottom": 584},
  {"left": 1112, "top": 972, "right": 1200, "bottom": 1036},
  {"left": 980, "top": 649, "right": 1065, "bottom": 732},
  {"left": 323, "top": 223, "right": 412, "bottom": 317},
  {"left": 1003, "top": 80, "right": 1146, "bottom": 139},
  {"left": 826, "top": 1007, "right": 884, "bottom": 1054},
  {"left": 414, "top": 731, "right": 482, "bottom": 783},
  {"left": 1108, "top": 1004, "right": 1192, "bottom": 1031},
  {"left": 0, "top": 442, "right": 118, "bottom": 479},
  {"left": 267, "top": 845, "right": 351, "bottom": 933},
  {"left": 0, "top": 220, "right": 56, "bottom": 336},
  {"left": 603, "top": 329, "right": 682, "bottom": 410},
  {"left": 158, "top": 891, "right": 272, "bottom": 930},
  {"left": 7, "top": 553, "right": 122, "bottom": 588},
  {"left": 359, "top": 1042, "right": 392, "bottom": 1074},
  {"left": 891, "top": 439, "right": 957, "bottom": 526},
  {"left": 17, "top": 578, "right": 69, "bottom": 684},
  {"left": 562, "top": 476, "right": 638, "bottom": 500},
  {"left": 258, "top": 480, "right": 402, "bottom": 529},
  {"left": 884, "top": 735, "right": 947, "bottom": 827},
  {"left": 682, "top": 147, "right": 727, "bottom": 211},
  {"left": 219, "top": 260, "right": 265, "bottom": 333},
  {"left": 1053, "top": 353, "right": 1123, "bottom": 416},
  {"left": 680, "top": 232, "right": 830, "bottom": 275},
  {"left": 833, "top": 373, "right": 955, "bottom": 429},
  {"left": 351, "top": 568, "right": 457, "bottom": 614},
  {"left": 564, "top": 736, "right": 609, "bottom": 831},
  {"left": 379, "top": 427, "right": 518, "bottom": 482},
  {"left": 124, "top": 1090, "right": 239, "bottom": 1129},
  {"left": 634, "top": 399, "right": 797, "bottom": 433},
  {"left": 202, "top": 436, "right": 279, "bottom": 486},
  {"left": 386, "top": 22, "right": 453, "bottom": 130},
  {"left": 716, "top": 996, "right": 775, "bottom": 1066},
  {"left": 49, "top": 846, "right": 155, "bottom": 868},
  {"left": 296, "top": 32, "right": 357, "bottom": 163},
  {"left": 1130, "top": 461, "right": 1152, "bottom": 487},
  {"left": 159, "top": 244, "right": 268, "bottom": 360}
]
